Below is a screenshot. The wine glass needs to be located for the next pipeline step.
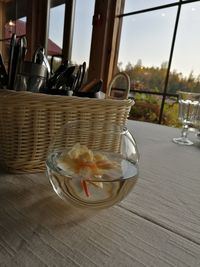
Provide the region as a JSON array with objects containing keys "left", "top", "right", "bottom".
[
  {"left": 46, "top": 120, "right": 139, "bottom": 209},
  {"left": 173, "top": 91, "right": 200, "bottom": 145}
]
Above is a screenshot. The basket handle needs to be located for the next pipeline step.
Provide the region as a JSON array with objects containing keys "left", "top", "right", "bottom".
[{"left": 106, "top": 72, "right": 130, "bottom": 100}]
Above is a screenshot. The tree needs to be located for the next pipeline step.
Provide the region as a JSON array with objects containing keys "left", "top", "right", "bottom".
[
  {"left": 135, "top": 59, "right": 142, "bottom": 67},
  {"left": 161, "top": 61, "right": 168, "bottom": 69},
  {"left": 125, "top": 62, "right": 133, "bottom": 71}
]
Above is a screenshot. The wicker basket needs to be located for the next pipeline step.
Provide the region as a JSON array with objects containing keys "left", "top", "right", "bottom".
[{"left": 0, "top": 89, "right": 134, "bottom": 173}]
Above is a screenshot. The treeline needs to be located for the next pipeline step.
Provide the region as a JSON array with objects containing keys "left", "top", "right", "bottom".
[{"left": 118, "top": 61, "right": 200, "bottom": 94}]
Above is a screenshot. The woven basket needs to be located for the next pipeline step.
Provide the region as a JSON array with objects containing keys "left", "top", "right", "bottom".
[{"left": 0, "top": 89, "right": 134, "bottom": 173}]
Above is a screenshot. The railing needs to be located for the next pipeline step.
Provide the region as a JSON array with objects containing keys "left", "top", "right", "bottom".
[{"left": 110, "top": 87, "right": 179, "bottom": 125}]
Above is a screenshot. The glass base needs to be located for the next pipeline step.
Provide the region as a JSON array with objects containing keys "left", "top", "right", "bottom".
[{"left": 172, "top": 137, "right": 193, "bottom": 146}]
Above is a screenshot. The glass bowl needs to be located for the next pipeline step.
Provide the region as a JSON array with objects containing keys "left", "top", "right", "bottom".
[{"left": 46, "top": 121, "right": 139, "bottom": 209}]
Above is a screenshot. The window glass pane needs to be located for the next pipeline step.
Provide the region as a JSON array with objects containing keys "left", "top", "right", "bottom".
[
  {"left": 163, "top": 96, "right": 179, "bottom": 126},
  {"left": 49, "top": 4, "right": 64, "bottom": 56},
  {"left": 124, "top": 0, "right": 178, "bottom": 13},
  {"left": 168, "top": 2, "right": 200, "bottom": 93},
  {"left": 129, "top": 93, "right": 161, "bottom": 123},
  {"left": 16, "top": 17, "right": 26, "bottom": 36},
  {"left": 71, "top": 0, "right": 95, "bottom": 66},
  {"left": 118, "top": 7, "right": 177, "bottom": 92}
]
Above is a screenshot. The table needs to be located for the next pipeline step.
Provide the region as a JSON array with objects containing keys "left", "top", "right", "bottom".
[{"left": 0, "top": 120, "right": 200, "bottom": 266}]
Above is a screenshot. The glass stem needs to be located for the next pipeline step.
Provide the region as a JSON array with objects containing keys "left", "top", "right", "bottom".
[{"left": 181, "top": 124, "right": 189, "bottom": 139}]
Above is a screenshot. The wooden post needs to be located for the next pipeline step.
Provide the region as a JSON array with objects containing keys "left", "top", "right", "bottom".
[
  {"left": 26, "top": 0, "right": 51, "bottom": 60},
  {"left": 0, "top": 1, "right": 6, "bottom": 54},
  {"left": 87, "top": 0, "right": 124, "bottom": 92},
  {"left": 104, "top": 0, "right": 125, "bottom": 91}
]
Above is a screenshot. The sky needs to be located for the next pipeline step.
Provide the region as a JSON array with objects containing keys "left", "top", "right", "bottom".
[
  {"left": 49, "top": 0, "right": 200, "bottom": 79},
  {"left": 49, "top": 0, "right": 94, "bottom": 65}
]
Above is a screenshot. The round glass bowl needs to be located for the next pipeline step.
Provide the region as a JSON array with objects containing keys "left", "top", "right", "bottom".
[{"left": 46, "top": 121, "right": 139, "bottom": 209}]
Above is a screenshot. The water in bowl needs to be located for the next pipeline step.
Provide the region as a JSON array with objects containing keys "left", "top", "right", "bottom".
[{"left": 46, "top": 150, "right": 138, "bottom": 209}]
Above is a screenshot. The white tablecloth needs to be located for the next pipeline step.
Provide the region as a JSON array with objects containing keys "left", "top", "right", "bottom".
[{"left": 0, "top": 120, "right": 200, "bottom": 266}]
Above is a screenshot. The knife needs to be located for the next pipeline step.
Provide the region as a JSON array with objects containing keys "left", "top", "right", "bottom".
[
  {"left": 0, "top": 53, "right": 8, "bottom": 88},
  {"left": 15, "top": 37, "right": 27, "bottom": 77},
  {"left": 7, "top": 33, "right": 17, "bottom": 89},
  {"left": 54, "top": 65, "right": 75, "bottom": 90},
  {"left": 21, "top": 36, "right": 27, "bottom": 60},
  {"left": 73, "top": 62, "right": 86, "bottom": 92},
  {"left": 48, "top": 59, "right": 69, "bottom": 89}
]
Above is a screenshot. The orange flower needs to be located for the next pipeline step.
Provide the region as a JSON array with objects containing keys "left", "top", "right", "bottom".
[{"left": 58, "top": 143, "right": 116, "bottom": 197}]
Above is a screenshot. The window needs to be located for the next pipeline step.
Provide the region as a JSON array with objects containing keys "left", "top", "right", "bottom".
[
  {"left": 48, "top": 0, "right": 95, "bottom": 73},
  {"left": 71, "top": 0, "right": 95, "bottom": 66},
  {"left": 117, "top": 0, "right": 200, "bottom": 125},
  {"left": 118, "top": 7, "right": 177, "bottom": 93},
  {"left": 49, "top": 4, "right": 65, "bottom": 56},
  {"left": 169, "top": 1, "right": 200, "bottom": 92},
  {"left": 48, "top": 3, "right": 65, "bottom": 71}
]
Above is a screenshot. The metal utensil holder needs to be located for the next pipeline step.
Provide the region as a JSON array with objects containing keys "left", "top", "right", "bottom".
[{"left": 14, "top": 61, "right": 48, "bottom": 92}]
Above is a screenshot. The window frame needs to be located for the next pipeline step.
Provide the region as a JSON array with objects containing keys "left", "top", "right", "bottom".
[{"left": 115, "top": 0, "right": 200, "bottom": 124}]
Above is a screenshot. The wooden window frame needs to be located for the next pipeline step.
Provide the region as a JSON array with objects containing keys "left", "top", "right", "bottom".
[{"left": 87, "top": 0, "right": 125, "bottom": 92}]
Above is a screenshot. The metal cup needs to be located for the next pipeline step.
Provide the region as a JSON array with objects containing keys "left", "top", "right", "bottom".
[{"left": 14, "top": 61, "right": 48, "bottom": 92}]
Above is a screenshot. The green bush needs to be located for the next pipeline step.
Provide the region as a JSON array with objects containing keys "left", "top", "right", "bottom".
[{"left": 129, "top": 93, "right": 181, "bottom": 127}]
